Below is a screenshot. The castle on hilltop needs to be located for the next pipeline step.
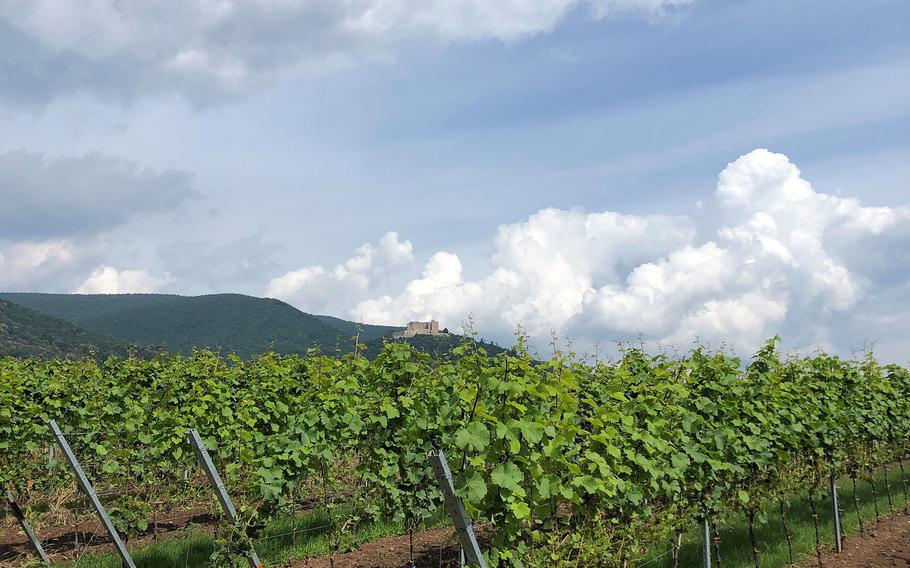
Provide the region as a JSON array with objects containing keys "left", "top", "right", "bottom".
[{"left": 393, "top": 320, "right": 443, "bottom": 339}]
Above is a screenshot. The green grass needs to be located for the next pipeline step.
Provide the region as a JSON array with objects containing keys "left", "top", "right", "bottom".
[
  {"left": 640, "top": 464, "right": 910, "bottom": 567},
  {"left": 54, "top": 507, "right": 448, "bottom": 568}
]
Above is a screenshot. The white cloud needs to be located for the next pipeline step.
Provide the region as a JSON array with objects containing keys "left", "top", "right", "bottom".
[
  {"left": 74, "top": 265, "right": 173, "bottom": 294},
  {"left": 355, "top": 208, "right": 694, "bottom": 334},
  {"left": 0, "top": 150, "right": 199, "bottom": 296},
  {"left": 346, "top": 149, "right": 910, "bottom": 355},
  {"left": 266, "top": 231, "right": 413, "bottom": 313},
  {"left": 0, "top": 240, "right": 78, "bottom": 273},
  {"left": 0, "top": 0, "right": 694, "bottom": 105},
  {"left": 0, "top": 240, "right": 84, "bottom": 290}
]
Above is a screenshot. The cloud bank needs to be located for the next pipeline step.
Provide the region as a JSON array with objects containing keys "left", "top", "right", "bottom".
[
  {"left": 0, "top": 151, "right": 198, "bottom": 239},
  {"left": 344, "top": 149, "right": 910, "bottom": 356},
  {"left": 0, "top": 0, "right": 693, "bottom": 105},
  {"left": 75, "top": 265, "right": 173, "bottom": 294},
  {"left": 0, "top": 150, "right": 196, "bottom": 293},
  {"left": 3, "top": 147, "right": 906, "bottom": 358},
  {"left": 266, "top": 231, "right": 414, "bottom": 313},
  {"left": 0, "top": 240, "right": 89, "bottom": 292}
]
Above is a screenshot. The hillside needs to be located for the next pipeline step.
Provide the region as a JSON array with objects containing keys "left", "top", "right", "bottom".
[
  {"left": 313, "top": 314, "right": 400, "bottom": 344},
  {"left": 0, "top": 293, "right": 503, "bottom": 359},
  {"left": 0, "top": 300, "right": 137, "bottom": 359},
  {"left": 361, "top": 332, "right": 507, "bottom": 359},
  {"left": 0, "top": 293, "right": 383, "bottom": 358}
]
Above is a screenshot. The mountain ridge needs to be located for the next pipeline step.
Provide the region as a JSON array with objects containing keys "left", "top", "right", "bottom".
[
  {"left": 0, "top": 293, "right": 499, "bottom": 359},
  {"left": 0, "top": 292, "right": 393, "bottom": 358},
  {"left": 0, "top": 299, "right": 144, "bottom": 359}
]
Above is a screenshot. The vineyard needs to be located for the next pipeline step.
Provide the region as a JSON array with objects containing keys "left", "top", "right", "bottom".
[{"left": 1, "top": 337, "right": 909, "bottom": 567}]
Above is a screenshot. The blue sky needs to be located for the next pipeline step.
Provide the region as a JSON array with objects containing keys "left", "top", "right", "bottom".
[{"left": 1, "top": 0, "right": 908, "bottom": 359}]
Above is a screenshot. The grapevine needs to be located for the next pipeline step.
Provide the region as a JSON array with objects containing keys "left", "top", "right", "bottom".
[{"left": 0, "top": 337, "right": 908, "bottom": 567}]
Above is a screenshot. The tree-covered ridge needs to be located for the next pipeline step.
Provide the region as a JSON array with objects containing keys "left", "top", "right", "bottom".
[
  {"left": 0, "top": 293, "right": 369, "bottom": 358},
  {"left": 0, "top": 300, "right": 139, "bottom": 359},
  {"left": 0, "top": 292, "right": 502, "bottom": 360},
  {"left": 2, "top": 338, "right": 907, "bottom": 566}
]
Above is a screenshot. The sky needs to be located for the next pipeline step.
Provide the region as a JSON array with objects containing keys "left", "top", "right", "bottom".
[{"left": 1, "top": 0, "right": 908, "bottom": 360}]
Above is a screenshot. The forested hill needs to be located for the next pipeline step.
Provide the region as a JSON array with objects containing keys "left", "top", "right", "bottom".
[
  {"left": 0, "top": 293, "right": 500, "bottom": 359},
  {"left": 0, "top": 300, "right": 138, "bottom": 359},
  {"left": 0, "top": 293, "right": 393, "bottom": 358}
]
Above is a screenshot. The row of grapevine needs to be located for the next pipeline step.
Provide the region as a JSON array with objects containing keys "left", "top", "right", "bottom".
[{"left": 1, "top": 337, "right": 909, "bottom": 566}]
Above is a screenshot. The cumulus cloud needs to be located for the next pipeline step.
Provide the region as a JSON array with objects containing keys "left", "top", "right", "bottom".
[
  {"left": 0, "top": 239, "right": 90, "bottom": 291},
  {"left": 74, "top": 265, "right": 173, "bottom": 294},
  {"left": 348, "top": 149, "right": 910, "bottom": 355},
  {"left": 0, "top": 151, "right": 198, "bottom": 239},
  {"left": 266, "top": 231, "right": 414, "bottom": 313},
  {"left": 0, "top": 0, "right": 693, "bottom": 105}
]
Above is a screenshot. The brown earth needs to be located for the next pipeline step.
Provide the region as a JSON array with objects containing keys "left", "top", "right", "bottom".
[
  {"left": 9, "top": 505, "right": 906, "bottom": 568},
  {"left": 799, "top": 510, "right": 910, "bottom": 568},
  {"left": 1, "top": 507, "right": 482, "bottom": 568},
  {"left": 0, "top": 507, "right": 216, "bottom": 564},
  {"left": 0, "top": 489, "right": 349, "bottom": 564},
  {"left": 290, "top": 527, "right": 483, "bottom": 568}
]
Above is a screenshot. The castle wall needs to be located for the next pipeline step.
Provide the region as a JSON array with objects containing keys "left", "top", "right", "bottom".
[{"left": 392, "top": 320, "right": 443, "bottom": 339}]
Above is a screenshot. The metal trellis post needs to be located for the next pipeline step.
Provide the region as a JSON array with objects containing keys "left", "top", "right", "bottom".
[
  {"left": 830, "top": 473, "right": 843, "bottom": 553},
  {"left": 48, "top": 420, "right": 136, "bottom": 568},
  {"left": 6, "top": 489, "right": 50, "bottom": 564},
  {"left": 186, "top": 429, "right": 262, "bottom": 568},
  {"left": 701, "top": 516, "right": 712, "bottom": 568},
  {"left": 427, "top": 450, "right": 488, "bottom": 568}
]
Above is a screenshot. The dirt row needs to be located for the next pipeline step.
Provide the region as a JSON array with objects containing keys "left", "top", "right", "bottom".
[
  {"left": 307, "top": 509, "right": 910, "bottom": 568},
  {"left": 0, "top": 508, "right": 215, "bottom": 563},
  {"left": 5, "top": 508, "right": 909, "bottom": 567},
  {"left": 799, "top": 509, "right": 910, "bottom": 568},
  {"left": 291, "top": 527, "right": 472, "bottom": 568},
  {"left": 2, "top": 515, "right": 471, "bottom": 568}
]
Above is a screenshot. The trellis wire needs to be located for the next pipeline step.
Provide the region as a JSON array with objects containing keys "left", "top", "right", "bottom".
[
  {"left": 72, "top": 519, "right": 102, "bottom": 567},
  {"left": 258, "top": 523, "right": 333, "bottom": 541},
  {"left": 49, "top": 419, "right": 137, "bottom": 568},
  {"left": 636, "top": 533, "right": 699, "bottom": 567},
  {"left": 19, "top": 418, "right": 910, "bottom": 568},
  {"left": 186, "top": 429, "right": 262, "bottom": 568}
]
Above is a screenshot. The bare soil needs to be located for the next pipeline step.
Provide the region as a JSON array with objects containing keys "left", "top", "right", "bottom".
[
  {"left": 290, "top": 527, "right": 489, "bottom": 568},
  {"left": 0, "top": 508, "right": 216, "bottom": 564},
  {"left": 0, "top": 489, "right": 347, "bottom": 564},
  {"left": 800, "top": 509, "right": 910, "bottom": 568},
  {"left": 9, "top": 507, "right": 906, "bottom": 568}
]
